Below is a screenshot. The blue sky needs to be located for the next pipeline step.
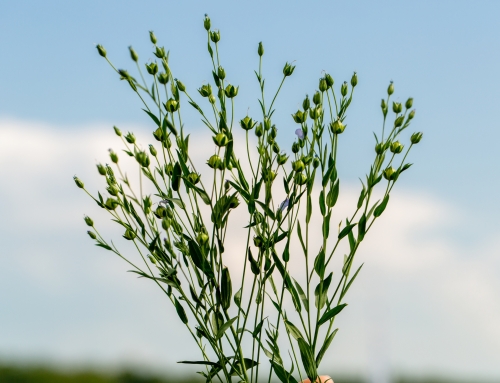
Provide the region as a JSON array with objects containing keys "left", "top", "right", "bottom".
[{"left": 1, "top": 0, "right": 500, "bottom": 381}]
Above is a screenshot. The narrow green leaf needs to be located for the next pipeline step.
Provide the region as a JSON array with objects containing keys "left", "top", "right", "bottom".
[
  {"left": 315, "top": 329, "right": 338, "bottom": 367},
  {"left": 314, "top": 248, "right": 326, "bottom": 278},
  {"left": 293, "top": 279, "right": 309, "bottom": 313},
  {"left": 340, "top": 264, "right": 364, "bottom": 301},
  {"left": 318, "top": 304, "right": 347, "bottom": 326},
  {"left": 248, "top": 248, "right": 260, "bottom": 275},
  {"left": 178, "top": 361, "right": 221, "bottom": 367},
  {"left": 174, "top": 297, "right": 188, "bottom": 324},
  {"left": 216, "top": 316, "right": 237, "bottom": 340},
  {"left": 297, "top": 338, "right": 317, "bottom": 380},
  {"left": 172, "top": 162, "right": 182, "bottom": 191},
  {"left": 326, "top": 180, "right": 339, "bottom": 207},
  {"left": 221, "top": 267, "right": 232, "bottom": 310},
  {"left": 142, "top": 109, "right": 160, "bottom": 126},
  {"left": 284, "top": 320, "right": 304, "bottom": 340},
  {"left": 358, "top": 214, "right": 367, "bottom": 241},
  {"left": 338, "top": 223, "right": 357, "bottom": 240},
  {"left": 319, "top": 190, "right": 326, "bottom": 216},
  {"left": 374, "top": 194, "right": 389, "bottom": 217},
  {"left": 306, "top": 194, "right": 312, "bottom": 223}
]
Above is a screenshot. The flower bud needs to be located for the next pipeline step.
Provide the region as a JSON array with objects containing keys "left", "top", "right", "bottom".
[
  {"left": 341, "top": 82, "right": 348, "bottom": 97},
  {"left": 272, "top": 142, "right": 280, "bottom": 154},
  {"left": 258, "top": 41, "right": 264, "bottom": 56},
  {"left": 204, "top": 14, "right": 211, "bottom": 31},
  {"left": 392, "top": 102, "right": 402, "bottom": 114},
  {"left": 410, "top": 132, "right": 423, "bottom": 144},
  {"left": 264, "top": 118, "right": 271, "bottom": 131},
  {"left": 187, "top": 172, "right": 200, "bottom": 185},
  {"left": 149, "top": 144, "right": 157, "bottom": 157},
  {"left": 109, "top": 150, "right": 118, "bottom": 164},
  {"left": 155, "top": 206, "right": 166, "bottom": 218},
  {"left": 302, "top": 95, "right": 310, "bottom": 110},
  {"left": 330, "top": 119, "right": 345, "bottom": 134},
  {"left": 96, "top": 44, "right": 106, "bottom": 58},
  {"left": 325, "top": 74, "right": 334, "bottom": 88},
  {"left": 125, "top": 132, "right": 136, "bottom": 144},
  {"left": 113, "top": 126, "right": 122, "bottom": 136},
  {"left": 209, "top": 94, "right": 216, "bottom": 104},
  {"left": 176, "top": 79, "right": 186, "bottom": 92},
  {"left": 405, "top": 98, "right": 413, "bottom": 109},
  {"left": 146, "top": 62, "right": 158, "bottom": 75},
  {"left": 390, "top": 141, "right": 404, "bottom": 154},
  {"left": 197, "top": 232, "right": 209, "bottom": 245},
  {"left": 135, "top": 151, "right": 150, "bottom": 167},
  {"left": 127, "top": 46, "right": 139, "bottom": 62},
  {"left": 253, "top": 236, "right": 263, "bottom": 248},
  {"left": 84, "top": 216, "right": 94, "bottom": 226},
  {"left": 277, "top": 153, "right": 288, "bottom": 165},
  {"left": 383, "top": 166, "right": 397, "bottom": 181},
  {"left": 74, "top": 176, "right": 84, "bottom": 188},
  {"left": 198, "top": 84, "right": 212, "bottom": 97},
  {"left": 158, "top": 72, "right": 169, "bottom": 85},
  {"left": 123, "top": 229, "right": 137, "bottom": 240},
  {"left": 213, "top": 132, "right": 229, "bottom": 147},
  {"left": 87, "top": 230, "right": 97, "bottom": 239},
  {"left": 224, "top": 84, "right": 238, "bottom": 98},
  {"left": 294, "top": 173, "right": 308, "bottom": 185},
  {"left": 165, "top": 163, "right": 174, "bottom": 176},
  {"left": 217, "top": 66, "right": 226, "bottom": 80},
  {"left": 309, "top": 105, "right": 322, "bottom": 120},
  {"left": 387, "top": 82, "right": 394, "bottom": 95},
  {"left": 312, "top": 91, "right": 321, "bottom": 105},
  {"left": 255, "top": 123, "right": 263, "bottom": 137},
  {"left": 375, "top": 143, "right": 384, "bottom": 154},
  {"left": 319, "top": 78, "right": 328, "bottom": 92},
  {"left": 351, "top": 72, "right": 358, "bottom": 87},
  {"left": 312, "top": 157, "right": 320, "bottom": 168},
  {"left": 408, "top": 109, "right": 416, "bottom": 120},
  {"left": 240, "top": 116, "right": 256, "bottom": 131},
  {"left": 149, "top": 31, "right": 157, "bottom": 44},
  {"left": 210, "top": 30, "right": 220, "bottom": 43},
  {"left": 153, "top": 127, "right": 163, "bottom": 141},
  {"left": 292, "top": 110, "right": 306, "bottom": 124},
  {"left": 302, "top": 155, "right": 312, "bottom": 165},
  {"left": 283, "top": 62, "right": 295, "bottom": 77},
  {"left": 291, "top": 142, "right": 300, "bottom": 153},
  {"left": 96, "top": 163, "right": 106, "bottom": 176},
  {"left": 105, "top": 198, "right": 119, "bottom": 210},
  {"left": 165, "top": 98, "right": 179, "bottom": 112},
  {"left": 270, "top": 126, "right": 278, "bottom": 139},
  {"left": 207, "top": 154, "right": 223, "bottom": 169},
  {"left": 154, "top": 46, "right": 166, "bottom": 59},
  {"left": 292, "top": 160, "right": 305, "bottom": 172},
  {"left": 394, "top": 115, "right": 404, "bottom": 127}
]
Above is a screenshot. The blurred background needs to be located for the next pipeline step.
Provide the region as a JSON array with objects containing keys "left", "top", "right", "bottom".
[{"left": 1, "top": 0, "right": 499, "bottom": 382}]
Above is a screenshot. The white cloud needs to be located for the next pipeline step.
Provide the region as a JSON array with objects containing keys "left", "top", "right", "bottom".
[{"left": 0, "top": 118, "right": 499, "bottom": 380}]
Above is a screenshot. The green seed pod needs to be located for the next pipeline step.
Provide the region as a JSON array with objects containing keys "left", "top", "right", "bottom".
[
  {"left": 105, "top": 198, "right": 119, "bottom": 210},
  {"left": 74, "top": 176, "right": 84, "bottom": 188},
  {"left": 283, "top": 62, "right": 296, "bottom": 77},
  {"left": 197, "top": 232, "right": 209, "bottom": 245},
  {"left": 253, "top": 236, "right": 263, "bottom": 248},
  {"left": 96, "top": 163, "right": 106, "bottom": 176},
  {"left": 292, "top": 142, "right": 300, "bottom": 153},
  {"left": 84, "top": 216, "right": 94, "bottom": 226},
  {"left": 96, "top": 44, "right": 106, "bottom": 58},
  {"left": 258, "top": 41, "right": 264, "bottom": 56},
  {"left": 187, "top": 172, "right": 200, "bottom": 185},
  {"left": 313, "top": 91, "right": 321, "bottom": 105},
  {"left": 106, "top": 185, "right": 119, "bottom": 196},
  {"left": 394, "top": 116, "right": 404, "bottom": 127},
  {"left": 294, "top": 173, "right": 308, "bottom": 185},
  {"left": 410, "top": 132, "right": 423, "bottom": 144},
  {"left": 292, "top": 110, "right": 305, "bottom": 124},
  {"left": 149, "top": 144, "right": 157, "bottom": 157},
  {"left": 255, "top": 123, "right": 263, "bottom": 137},
  {"left": 277, "top": 153, "right": 288, "bottom": 165},
  {"left": 292, "top": 160, "right": 305, "bottom": 172},
  {"left": 149, "top": 31, "right": 157, "bottom": 44},
  {"left": 408, "top": 109, "right": 416, "bottom": 120},
  {"left": 240, "top": 116, "right": 256, "bottom": 131},
  {"left": 302, "top": 95, "right": 310, "bottom": 110},
  {"left": 148, "top": 255, "right": 157, "bottom": 264},
  {"left": 204, "top": 14, "right": 211, "bottom": 31},
  {"left": 155, "top": 206, "right": 166, "bottom": 218},
  {"left": 319, "top": 78, "right": 328, "bottom": 92},
  {"left": 145, "top": 62, "right": 158, "bottom": 75},
  {"left": 128, "top": 46, "right": 139, "bottom": 62},
  {"left": 309, "top": 105, "right": 322, "bottom": 120},
  {"left": 210, "top": 30, "right": 220, "bottom": 43},
  {"left": 405, "top": 98, "right": 413, "bottom": 109},
  {"left": 224, "top": 84, "right": 239, "bottom": 98},
  {"left": 387, "top": 82, "right": 394, "bottom": 95},
  {"left": 213, "top": 132, "right": 229, "bottom": 147},
  {"left": 351, "top": 72, "right": 358, "bottom": 87},
  {"left": 272, "top": 142, "right": 280, "bottom": 154},
  {"left": 198, "top": 84, "right": 212, "bottom": 97},
  {"left": 113, "top": 126, "right": 122, "bottom": 136},
  {"left": 154, "top": 46, "right": 166, "bottom": 59},
  {"left": 383, "top": 166, "right": 397, "bottom": 181},
  {"left": 325, "top": 74, "right": 334, "bottom": 88},
  {"left": 393, "top": 102, "right": 402, "bottom": 114},
  {"left": 162, "top": 217, "right": 170, "bottom": 230},
  {"left": 263, "top": 117, "right": 271, "bottom": 131},
  {"left": 87, "top": 230, "right": 97, "bottom": 239},
  {"left": 341, "top": 81, "right": 348, "bottom": 97},
  {"left": 158, "top": 72, "right": 169, "bottom": 85},
  {"left": 153, "top": 127, "right": 163, "bottom": 141},
  {"left": 302, "top": 155, "right": 312, "bottom": 165},
  {"left": 270, "top": 126, "right": 278, "bottom": 139},
  {"left": 135, "top": 151, "right": 150, "bottom": 167},
  {"left": 390, "top": 141, "right": 404, "bottom": 154},
  {"left": 165, "top": 98, "right": 179, "bottom": 112},
  {"left": 217, "top": 66, "right": 226, "bottom": 80},
  {"left": 312, "top": 157, "right": 320, "bottom": 168},
  {"left": 109, "top": 150, "right": 118, "bottom": 164},
  {"left": 165, "top": 162, "right": 173, "bottom": 175},
  {"left": 125, "top": 132, "right": 136, "bottom": 144},
  {"left": 176, "top": 80, "right": 186, "bottom": 92},
  {"left": 209, "top": 94, "right": 216, "bottom": 104},
  {"left": 375, "top": 143, "right": 384, "bottom": 154},
  {"left": 207, "top": 154, "right": 222, "bottom": 169},
  {"left": 123, "top": 229, "right": 137, "bottom": 240},
  {"left": 330, "top": 119, "right": 345, "bottom": 134}
]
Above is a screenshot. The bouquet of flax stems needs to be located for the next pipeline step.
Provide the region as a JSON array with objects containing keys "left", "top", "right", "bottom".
[{"left": 74, "top": 15, "right": 422, "bottom": 383}]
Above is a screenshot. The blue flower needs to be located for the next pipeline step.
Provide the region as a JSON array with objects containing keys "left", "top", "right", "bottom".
[
  {"left": 279, "top": 198, "right": 290, "bottom": 211},
  {"left": 295, "top": 128, "right": 304, "bottom": 140}
]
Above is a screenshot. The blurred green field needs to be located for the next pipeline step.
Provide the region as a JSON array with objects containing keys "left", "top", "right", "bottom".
[{"left": 0, "top": 364, "right": 495, "bottom": 383}]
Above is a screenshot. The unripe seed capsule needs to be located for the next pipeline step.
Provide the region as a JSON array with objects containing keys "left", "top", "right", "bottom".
[
  {"left": 258, "top": 42, "right": 264, "bottom": 56},
  {"left": 128, "top": 46, "right": 139, "bottom": 62}
]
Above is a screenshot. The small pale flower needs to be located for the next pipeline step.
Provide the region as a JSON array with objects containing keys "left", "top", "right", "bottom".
[
  {"left": 295, "top": 129, "right": 304, "bottom": 140},
  {"left": 279, "top": 198, "right": 290, "bottom": 211}
]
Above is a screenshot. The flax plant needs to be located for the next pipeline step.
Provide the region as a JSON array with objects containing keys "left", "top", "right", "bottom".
[{"left": 75, "top": 15, "right": 423, "bottom": 383}]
